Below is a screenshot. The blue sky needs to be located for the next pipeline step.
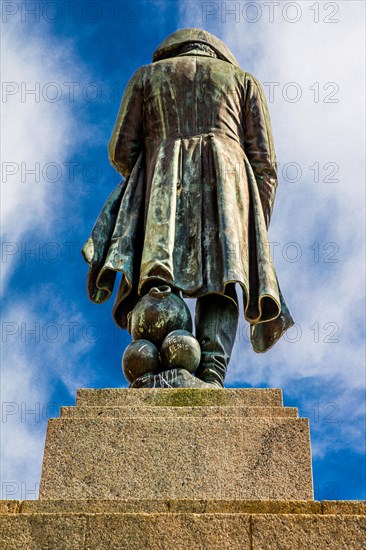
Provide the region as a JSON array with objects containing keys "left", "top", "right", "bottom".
[{"left": 1, "top": 0, "right": 365, "bottom": 501}]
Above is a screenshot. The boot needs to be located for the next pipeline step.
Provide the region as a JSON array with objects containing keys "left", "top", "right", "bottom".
[{"left": 194, "top": 286, "right": 239, "bottom": 387}]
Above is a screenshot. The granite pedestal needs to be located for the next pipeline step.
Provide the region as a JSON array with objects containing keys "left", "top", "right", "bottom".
[
  {"left": 40, "top": 388, "right": 313, "bottom": 501},
  {"left": 1, "top": 388, "right": 365, "bottom": 549}
]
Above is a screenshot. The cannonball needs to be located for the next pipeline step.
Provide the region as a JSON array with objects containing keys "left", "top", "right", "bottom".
[
  {"left": 128, "top": 286, "right": 192, "bottom": 347},
  {"left": 122, "top": 339, "right": 161, "bottom": 383},
  {"left": 160, "top": 330, "right": 201, "bottom": 373}
]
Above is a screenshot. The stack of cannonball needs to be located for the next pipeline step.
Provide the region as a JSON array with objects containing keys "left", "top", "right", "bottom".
[{"left": 122, "top": 286, "right": 201, "bottom": 384}]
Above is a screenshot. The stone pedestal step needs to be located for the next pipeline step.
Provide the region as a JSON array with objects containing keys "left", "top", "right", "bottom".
[
  {"left": 61, "top": 405, "right": 298, "bottom": 419},
  {"left": 76, "top": 388, "right": 283, "bottom": 407},
  {"left": 40, "top": 415, "right": 313, "bottom": 500},
  {"left": 1, "top": 500, "right": 365, "bottom": 550},
  {"left": 3, "top": 499, "right": 365, "bottom": 515}
]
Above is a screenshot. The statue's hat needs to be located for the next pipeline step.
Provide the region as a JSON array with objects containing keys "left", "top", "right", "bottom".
[{"left": 153, "top": 28, "right": 240, "bottom": 67}]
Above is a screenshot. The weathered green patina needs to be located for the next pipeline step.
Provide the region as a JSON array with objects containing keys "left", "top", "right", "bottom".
[{"left": 82, "top": 28, "right": 293, "bottom": 355}]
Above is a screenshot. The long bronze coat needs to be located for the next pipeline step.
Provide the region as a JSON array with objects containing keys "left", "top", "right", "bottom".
[{"left": 82, "top": 29, "right": 293, "bottom": 352}]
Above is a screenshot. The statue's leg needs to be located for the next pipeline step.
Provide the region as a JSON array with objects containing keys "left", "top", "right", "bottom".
[{"left": 194, "top": 284, "right": 239, "bottom": 387}]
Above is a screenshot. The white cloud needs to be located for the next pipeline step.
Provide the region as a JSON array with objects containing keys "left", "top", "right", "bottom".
[
  {"left": 0, "top": 24, "right": 90, "bottom": 498},
  {"left": 0, "top": 24, "right": 86, "bottom": 289}
]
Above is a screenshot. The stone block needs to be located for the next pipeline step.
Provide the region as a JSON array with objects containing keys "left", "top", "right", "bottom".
[
  {"left": 0, "top": 514, "right": 87, "bottom": 550},
  {"left": 0, "top": 501, "right": 20, "bottom": 514},
  {"left": 75, "top": 388, "right": 283, "bottom": 407},
  {"left": 322, "top": 500, "right": 366, "bottom": 515},
  {"left": 60, "top": 405, "right": 298, "bottom": 419},
  {"left": 40, "top": 415, "right": 313, "bottom": 500},
  {"left": 251, "top": 513, "right": 366, "bottom": 550},
  {"left": 83, "top": 513, "right": 251, "bottom": 550}
]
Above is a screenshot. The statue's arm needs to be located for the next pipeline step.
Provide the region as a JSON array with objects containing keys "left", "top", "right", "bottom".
[
  {"left": 243, "top": 73, "right": 278, "bottom": 228},
  {"left": 108, "top": 66, "right": 145, "bottom": 177}
]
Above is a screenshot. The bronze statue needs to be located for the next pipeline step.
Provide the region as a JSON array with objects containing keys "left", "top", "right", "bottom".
[{"left": 82, "top": 29, "right": 294, "bottom": 388}]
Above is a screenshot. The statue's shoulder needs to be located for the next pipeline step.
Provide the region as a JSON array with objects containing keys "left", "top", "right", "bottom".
[
  {"left": 123, "top": 64, "right": 152, "bottom": 91},
  {"left": 244, "top": 72, "right": 262, "bottom": 87},
  {"left": 242, "top": 72, "right": 269, "bottom": 98},
  {"left": 129, "top": 64, "right": 150, "bottom": 80}
]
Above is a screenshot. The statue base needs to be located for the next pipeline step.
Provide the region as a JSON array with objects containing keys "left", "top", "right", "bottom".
[
  {"left": 39, "top": 388, "right": 313, "bottom": 500},
  {"left": 1, "top": 388, "right": 365, "bottom": 548}
]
